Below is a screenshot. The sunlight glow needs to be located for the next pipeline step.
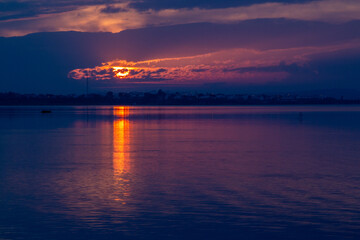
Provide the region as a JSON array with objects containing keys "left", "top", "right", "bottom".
[
  {"left": 113, "top": 106, "right": 130, "bottom": 202},
  {"left": 113, "top": 67, "right": 131, "bottom": 78}
]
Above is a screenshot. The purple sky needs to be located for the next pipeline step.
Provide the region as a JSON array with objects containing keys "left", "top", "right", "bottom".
[{"left": 0, "top": 0, "right": 360, "bottom": 94}]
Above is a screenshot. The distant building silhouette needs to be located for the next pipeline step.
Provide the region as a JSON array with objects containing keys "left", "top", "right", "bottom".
[{"left": 0, "top": 90, "right": 358, "bottom": 106}]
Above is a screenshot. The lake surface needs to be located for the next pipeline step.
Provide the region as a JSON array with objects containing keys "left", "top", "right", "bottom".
[{"left": 1, "top": 106, "right": 360, "bottom": 240}]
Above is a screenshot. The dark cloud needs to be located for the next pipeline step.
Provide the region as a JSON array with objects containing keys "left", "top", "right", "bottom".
[
  {"left": 0, "top": 0, "right": 125, "bottom": 21},
  {"left": 98, "top": 69, "right": 110, "bottom": 75},
  {"left": 0, "top": 1, "right": 31, "bottom": 12},
  {"left": 153, "top": 68, "right": 167, "bottom": 74},
  {"left": 0, "top": 1, "right": 68, "bottom": 21},
  {"left": 290, "top": 48, "right": 360, "bottom": 88},
  {"left": 1, "top": 19, "right": 360, "bottom": 93},
  {"left": 0, "top": 0, "right": 318, "bottom": 22},
  {"left": 223, "top": 63, "right": 304, "bottom": 73},
  {"left": 125, "top": 68, "right": 169, "bottom": 80},
  {"left": 101, "top": 5, "right": 127, "bottom": 14},
  {"left": 244, "top": 48, "right": 360, "bottom": 91},
  {"left": 114, "top": 19, "right": 360, "bottom": 60},
  {"left": 129, "top": 69, "right": 145, "bottom": 75},
  {"left": 191, "top": 68, "right": 209, "bottom": 72},
  {"left": 130, "top": 0, "right": 315, "bottom": 11}
]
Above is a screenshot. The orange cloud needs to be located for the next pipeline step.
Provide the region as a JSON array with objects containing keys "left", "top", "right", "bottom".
[
  {"left": 68, "top": 41, "right": 360, "bottom": 85},
  {"left": 1, "top": 0, "right": 360, "bottom": 37}
]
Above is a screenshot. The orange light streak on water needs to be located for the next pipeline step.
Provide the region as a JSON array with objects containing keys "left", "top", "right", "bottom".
[{"left": 113, "top": 106, "right": 130, "bottom": 202}]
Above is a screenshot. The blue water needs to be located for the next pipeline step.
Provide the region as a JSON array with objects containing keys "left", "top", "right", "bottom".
[{"left": 0, "top": 106, "right": 360, "bottom": 240}]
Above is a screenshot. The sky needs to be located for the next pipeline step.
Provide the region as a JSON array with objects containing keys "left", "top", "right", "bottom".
[{"left": 1, "top": 0, "right": 360, "bottom": 94}]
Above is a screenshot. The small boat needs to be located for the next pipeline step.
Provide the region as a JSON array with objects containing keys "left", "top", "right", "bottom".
[{"left": 41, "top": 110, "right": 52, "bottom": 113}]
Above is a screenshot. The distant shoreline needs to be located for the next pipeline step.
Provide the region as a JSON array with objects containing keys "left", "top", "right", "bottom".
[
  {"left": 1, "top": 91, "right": 360, "bottom": 106},
  {"left": 2, "top": 102, "right": 360, "bottom": 106}
]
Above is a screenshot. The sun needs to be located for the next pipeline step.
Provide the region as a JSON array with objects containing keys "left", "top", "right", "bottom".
[{"left": 112, "top": 67, "right": 130, "bottom": 78}]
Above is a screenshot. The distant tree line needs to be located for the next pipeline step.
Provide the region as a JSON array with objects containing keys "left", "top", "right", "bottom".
[{"left": 0, "top": 90, "right": 359, "bottom": 105}]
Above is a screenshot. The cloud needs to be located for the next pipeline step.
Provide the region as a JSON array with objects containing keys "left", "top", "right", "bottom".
[
  {"left": 191, "top": 68, "right": 209, "bottom": 73},
  {"left": 0, "top": 1, "right": 128, "bottom": 20},
  {"left": 100, "top": 5, "right": 127, "bottom": 14},
  {"left": 68, "top": 40, "right": 360, "bottom": 85},
  {"left": 1, "top": 0, "right": 360, "bottom": 37},
  {"left": 0, "top": 0, "right": 315, "bottom": 20},
  {"left": 1, "top": 19, "right": 360, "bottom": 93},
  {"left": 129, "top": 0, "right": 315, "bottom": 11}
]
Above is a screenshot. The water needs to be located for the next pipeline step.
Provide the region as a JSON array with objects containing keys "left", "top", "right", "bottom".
[{"left": 0, "top": 106, "right": 360, "bottom": 240}]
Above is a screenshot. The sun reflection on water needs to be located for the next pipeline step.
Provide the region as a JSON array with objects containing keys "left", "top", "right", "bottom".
[{"left": 113, "top": 106, "right": 131, "bottom": 203}]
